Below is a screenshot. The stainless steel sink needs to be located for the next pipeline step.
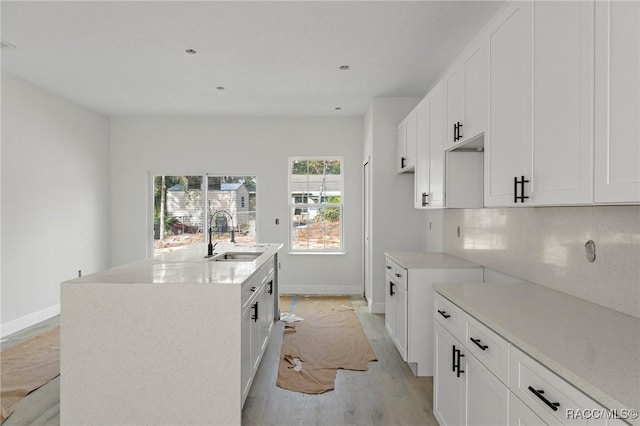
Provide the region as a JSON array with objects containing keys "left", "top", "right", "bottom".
[{"left": 212, "top": 252, "right": 263, "bottom": 261}]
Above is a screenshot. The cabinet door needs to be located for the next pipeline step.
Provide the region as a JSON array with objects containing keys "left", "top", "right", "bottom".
[
  {"left": 260, "top": 280, "right": 273, "bottom": 352},
  {"left": 405, "top": 112, "right": 417, "bottom": 170},
  {"left": 385, "top": 278, "right": 397, "bottom": 341},
  {"left": 464, "top": 44, "right": 487, "bottom": 143},
  {"left": 510, "top": 393, "right": 548, "bottom": 426},
  {"left": 414, "top": 97, "right": 431, "bottom": 208},
  {"left": 594, "top": 0, "right": 640, "bottom": 203},
  {"left": 529, "top": 0, "right": 594, "bottom": 205},
  {"left": 434, "top": 324, "right": 465, "bottom": 426},
  {"left": 241, "top": 305, "right": 252, "bottom": 400},
  {"left": 463, "top": 351, "right": 509, "bottom": 426},
  {"left": 264, "top": 277, "right": 275, "bottom": 335},
  {"left": 485, "top": 1, "right": 533, "bottom": 207},
  {"left": 429, "top": 83, "right": 445, "bottom": 208},
  {"left": 395, "top": 285, "right": 407, "bottom": 361},
  {"left": 250, "top": 294, "right": 262, "bottom": 372},
  {"left": 446, "top": 68, "right": 465, "bottom": 146},
  {"left": 397, "top": 121, "right": 407, "bottom": 173}
]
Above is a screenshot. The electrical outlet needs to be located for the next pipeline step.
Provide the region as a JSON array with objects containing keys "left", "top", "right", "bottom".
[{"left": 275, "top": 218, "right": 279, "bottom": 225}]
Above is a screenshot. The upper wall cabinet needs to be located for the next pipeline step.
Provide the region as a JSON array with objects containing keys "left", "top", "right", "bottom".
[
  {"left": 397, "top": 112, "right": 417, "bottom": 173},
  {"left": 484, "top": 2, "right": 533, "bottom": 207},
  {"left": 414, "top": 83, "right": 445, "bottom": 208},
  {"left": 445, "top": 43, "right": 487, "bottom": 148},
  {"left": 594, "top": 0, "right": 640, "bottom": 203},
  {"left": 485, "top": 0, "right": 595, "bottom": 207}
]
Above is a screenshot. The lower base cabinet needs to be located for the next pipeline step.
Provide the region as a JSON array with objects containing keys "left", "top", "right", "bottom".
[
  {"left": 241, "top": 257, "right": 277, "bottom": 405},
  {"left": 434, "top": 291, "right": 627, "bottom": 426},
  {"left": 434, "top": 322, "right": 509, "bottom": 426},
  {"left": 385, "top": 254, "right": 483, "bottom": 376},
  {"left": 510, "top": 392, "right": 548, "bottom": 425}
]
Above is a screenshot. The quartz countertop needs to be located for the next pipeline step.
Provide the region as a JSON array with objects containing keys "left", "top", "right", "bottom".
[
  {"left": 65, "top": 243, "right": 282, "bottom": 286},
  {"left": 434, "top": 281, "right": 640, "bottom": 424},
  {"left": 385, "top": 251, "right": 482, "bottom": 270}
]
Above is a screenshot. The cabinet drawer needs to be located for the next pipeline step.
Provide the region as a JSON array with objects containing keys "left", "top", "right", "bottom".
[
  {"left": 464, "top": 314, "right": 510, "bottom": 385},
  {"left": 385, "top": 258, "right": 408, "bottom": 289},
  {"left": 241, "top": 276, "right": 261, "bottom": 309},
  {"left": 510, "top": 345, "right": 608, "bottom": 426},
  {"left": 434, "top": 293, "right": 465, "bottom": 341}
]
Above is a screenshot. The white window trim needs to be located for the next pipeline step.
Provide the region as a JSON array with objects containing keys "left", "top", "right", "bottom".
[{"left": 287, "top": 157, "right": 345, "bottom": 254}]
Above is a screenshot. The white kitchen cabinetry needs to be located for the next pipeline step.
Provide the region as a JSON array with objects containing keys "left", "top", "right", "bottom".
[
  {"left": 434, "top": 322, "right": 465, "bottom": 426},
  {"left": 510, "top": 346, "right": 612, "bottom": 426},
  {"left": 241, "top": 257, "right": 276, "bottom": 403},
  {"left": 594, "top": 0, "right": 640, "bottom": 203},
  {"left": 485, "top": 1, "right": 594, "bottom": 207},
  {"left": 385, "top": 257, "right": 407, "bottom": 360},
  {"left": 415, "top": 83, "right": 445, "bottom": 209},
  {"left": 434, "top": 288, "right": 627, "bottom": 426},
  {"left": 385, "top": 253, "right": 482, "bottom": 376},
  {"left": 445, "top": 42, "right": 487, "bottom": 148},
  {"left": 434, "top": 324, "right": 509, "bottom": 426},
  {"left": 397, "top": 111, "right": 417, "bottom": 173},
  {"left": 434, "top": 294, "right": 509, "bottom": 426},
  {"left": 510, "top": 392, "right": 548, "bottom": 426}
]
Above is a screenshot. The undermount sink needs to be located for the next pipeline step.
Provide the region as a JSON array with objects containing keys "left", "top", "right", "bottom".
[{"left": 212, "top": 252, "right": 263, "bottom": 262}]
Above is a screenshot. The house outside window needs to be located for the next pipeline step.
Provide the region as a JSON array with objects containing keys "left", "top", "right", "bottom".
[
  {"left": 153, "top": 175, "right": 257, "bottom": 255},
  {"left": 289, "top": 157, "right": 343, "bottom": 253}
]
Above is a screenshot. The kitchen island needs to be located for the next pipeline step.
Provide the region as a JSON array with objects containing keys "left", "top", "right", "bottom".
[{"left": 60, "top": 243, "right": 282, "bottom": 426}]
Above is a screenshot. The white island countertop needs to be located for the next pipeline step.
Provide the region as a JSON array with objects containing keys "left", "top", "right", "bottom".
[
  {"left": 434, "top": 281, "right": 640, "bottom": 425},
  {"left": 385, "top": 251, "right": 482, "bottom": 270},
  {"left": 66, "top": 242, "right": 282, "bottom": 285}
]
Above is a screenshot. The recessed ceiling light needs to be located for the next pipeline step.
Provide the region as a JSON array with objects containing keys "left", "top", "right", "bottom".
[
  {"left": 185, "top": 49, "right": 197, "bottom": 55},
  {"left": 216, "top": 86, "right": 225, "bottom": 91},
  {"left": 339, "top": 65, "right": 350, "bottom": 71}
]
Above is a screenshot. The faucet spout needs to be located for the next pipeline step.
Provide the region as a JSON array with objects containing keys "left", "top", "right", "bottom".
[{"left": 212, "top": 210, "right": 236, "bottom": 243}]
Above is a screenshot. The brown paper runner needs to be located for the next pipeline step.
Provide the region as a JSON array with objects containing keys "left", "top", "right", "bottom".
[
  {"left": 1, "top": 326, "right": 60, "bottom": 424},
  {"left": 276, "top": 296, "right": 377, "bottom": 394}
]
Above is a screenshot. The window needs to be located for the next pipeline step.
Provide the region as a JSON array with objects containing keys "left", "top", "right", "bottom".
[
  {"left": 289, "top": 158, "right": 343, "bottom": 252},
  {"left": 153, "top": 174, "right": 257, "bottom": 255}
]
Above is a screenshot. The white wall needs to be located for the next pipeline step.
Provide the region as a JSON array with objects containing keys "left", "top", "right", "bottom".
[
  {"left": 1, "top": 72, "right": 111, "bottom": 336},
  {"left": 442, "top": 206, "right": 640, "bottom": 319},
  {"left": 110, "top": 116, "right": 363, "bottom": 295},
  {"left": 364, "top": 97, "right": 428, "bottom": 313},
  {"left": 424, "top": 209, "right": 444, "bottom": 252}
]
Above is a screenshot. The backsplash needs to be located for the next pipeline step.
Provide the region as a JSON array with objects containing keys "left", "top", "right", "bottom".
[{"left": 442, "top": 206, "right": 640, "bottom": 319}]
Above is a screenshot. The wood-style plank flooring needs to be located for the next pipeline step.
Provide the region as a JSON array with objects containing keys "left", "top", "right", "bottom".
[
  {"left": 1, "top": 315, "right": 60, "bottom": 426},
  {"left": 2, "top": 297, "right": 437, "bottom": 426}
]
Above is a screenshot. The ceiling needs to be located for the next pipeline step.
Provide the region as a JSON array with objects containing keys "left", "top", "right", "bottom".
[{"left": 1, "top": 1, "right": 504, "bottom": 117}]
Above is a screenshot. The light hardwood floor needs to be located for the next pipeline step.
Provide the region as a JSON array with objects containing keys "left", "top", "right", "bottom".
[{"left": 2, "top": 297, "right": 438, "bottom": 426}]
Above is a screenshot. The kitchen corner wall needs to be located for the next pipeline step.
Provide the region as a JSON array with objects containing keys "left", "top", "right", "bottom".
[
  {"left": 1, "top": 72, "right": 111, "bottom": 335},
  {"left": 440, "top": 206, "right": 640, "bottom": 319},
  {"left": 363, "top": 97, "right": 428, "bottom": 313}
]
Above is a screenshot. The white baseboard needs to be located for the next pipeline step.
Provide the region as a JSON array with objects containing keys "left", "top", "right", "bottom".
[
  {"left": 1, "top": 304, "right": 60, "bottom": 338},
  {"left": 368, "top": 301, "right": 385, "bottom": 314},
  {"left": 279, "top": 285, "right": 362, "bottom": 296}
]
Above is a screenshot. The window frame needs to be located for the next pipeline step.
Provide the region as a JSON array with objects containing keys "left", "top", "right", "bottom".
[
  {"left": 148, "top": 172, "right": 259, "bottom": 257},
  {"left": 287, "top": 157, "right": 345, "bottom": 254}
]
